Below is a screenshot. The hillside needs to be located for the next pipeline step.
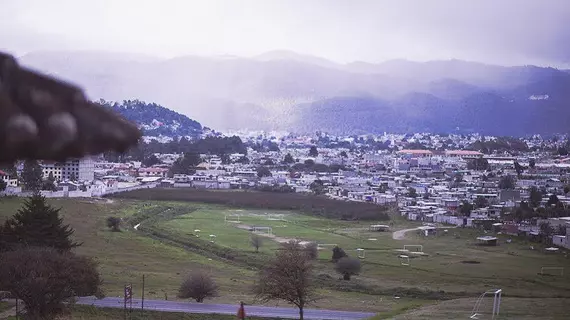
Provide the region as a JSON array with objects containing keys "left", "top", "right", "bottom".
[
  {"left": 19, "top": 51, "right": 570, "bottom": 135},
  {"left": 98, "top": 99, "right": 202, "bottom": 138}
]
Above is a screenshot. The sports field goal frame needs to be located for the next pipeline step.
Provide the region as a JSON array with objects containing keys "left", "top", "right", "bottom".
[
  {"left": 540, "top": 266, "right": 564, "bottom": 276},
  {"left": 399, "top": 255, "right": 410, "bottom": 266},
  {"left": 317, "top": 243, "right": 338, "bottom": 250},
  {"left": 403, "top": 245, "right": 423, "bottom": 253},
  {"left": 356, "top": 248, "right": 365, "bottom": 259},
  {"left": 224, "top": 214, "right": 241, "bottom": 223},
  {"left": 470, "top": 288, "right": 502, "bottom": 320},
  {"left": 252, "top": 226, "right": 272, "bottom": 235},
  {"left": 267, "top": 213, "right": 287, "bottom": 222}
]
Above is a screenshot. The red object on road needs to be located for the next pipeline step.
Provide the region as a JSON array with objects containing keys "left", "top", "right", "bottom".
[{"left": 237, "top": 301, "right": 246, "bottom": 319}]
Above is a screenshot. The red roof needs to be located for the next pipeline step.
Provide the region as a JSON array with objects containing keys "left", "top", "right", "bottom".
[{"left": 0, "top": 170, "right": 7, "bottom": 176}]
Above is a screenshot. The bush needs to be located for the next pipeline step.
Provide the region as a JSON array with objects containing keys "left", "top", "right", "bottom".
[
  {"left": 305, "top": 242, "right": 319, "bottom": 260},
  {"left": 0, "top": 247, "right": 102, "bottom": 319},
  {"left": 331, "top": 246, "right": 347, "bottom": 262},
  {"left": 106, "top": 216, "right": 121, "bottom": 232},
  {"left": 250, "top": 234, "right": 263, "bottom": 253},
  {"left": 178, "top": 271, "right": 218, "bottom": 303},
  {"left": 335, "top": 257, "right": 362, "bottom": 280}
]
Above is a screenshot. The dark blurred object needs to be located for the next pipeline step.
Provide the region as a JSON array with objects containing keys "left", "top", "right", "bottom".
[{"left": 0, "top": 51, "right": 141, "bottom": 163}]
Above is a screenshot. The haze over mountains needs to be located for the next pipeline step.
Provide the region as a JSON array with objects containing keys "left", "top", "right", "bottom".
[{"left": 20, "top": 50, "right": 570, "bottom": 136}]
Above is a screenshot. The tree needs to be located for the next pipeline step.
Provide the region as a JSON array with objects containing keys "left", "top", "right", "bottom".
[
  {"left": 467, "top": 158, "right": 490, "bottom": 171},
  {"left": 304, "top": 159, "right": 315, "bottom": 167},
  {"left": 106, "top": 216, "right": 121, "bottom": 232},
  {"left": 178, "top": 271, "right": 218, "bottom": 303},
  {"left": 331, "top": 246, "right": 347, "bottom": 262},
  {"left": 309, "top": 179, "right": 326, "bottom": 195},
  {"left": 474, "top": 196, "right": 489, "bottom": 209},
  {"left": 529, "top": 159, "right": 536, "bottom": 169},
  {"left": 498, "top": 175, "right": 516, "bottom": 190},
  {"left": 459, "top": 200, "right": 473, "bottom": 217},
  {"left": 539, "top": 222, "right": 554, "bottom": 244},
  {"left": 21, "top": 160, "right": 43, "bottom": 191},
  {"left": 558, "top": 147, "right": 568, "bottom": 156},
  {"left": 69, "top": 172, "right": 77, "bottom": 181},
  {"left": 0, "top": 179, "right": 6, "bottom": 192},
  {"left": 340, "top": 151, "right": 348, "bottom": 158},
  {"left": 283, "top": 153, "right": 295, "bottom": 164},
  {"left": 564, "top": 185, "right": 570, "bottom": 194},
  {"left": 547, "top": 194, "right": 560, "bottom": 207},
  {"left": 250, "top": 233, "right": 263, "bottom": 253},
  {"left": 305, "top": 242, "right": 319, "bottom": 260},
  {"left": 220, "top": 153, "right": 231, "bottom": 165},
  {"left": 143, "top": 154, "right": 161, "bottom": 167},
  {"left": 335, "top": 257, "right": 361, "bottom": 280},
  {"left": 529, "top": 186, "right": 542, "bottom": 208},
  {"left": 169, "top": 152, "right": 202, "bottom": 176},
  {"left": 308, "top": 146, "right": 319, "bottom": 157},
  {"left": 256, "top": 166, "right": 272, "bottom": 178},
  {"left": 556, "top": 224, "right": 567, "bottom": 236},
  {"left": 407, "top": 187, "right": 418, "bottom": 198},
  {"left": 513, "top": 161, "right": 525, "bottom": 177},
  {"left": 42, "top": 172, "right": 57, "bottom": 191},
  {"left": 0, "top": 247, "right": 102, "bottom": 320},
  {"left": 2, "top": 193, "right": 80, "bottom": 252},
  {"left": 254, "top": 241, "right": 316, "bottom": 320}
]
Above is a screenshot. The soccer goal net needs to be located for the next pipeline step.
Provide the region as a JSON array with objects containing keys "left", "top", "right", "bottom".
[
  {"left": 403, "top": 245, "right": 423, "bottom": 253},
  {"left": 224, "top": 214, "right": 241, "bottom": 223},
  {"left": 540, "top": 267, "right": 564, "bottom": 276},
  {"left": 470, "top": 289, "right": 502, "bottom": 320},
  {"left": 252, "top": 226, "right": 272, "bottom": 235}
]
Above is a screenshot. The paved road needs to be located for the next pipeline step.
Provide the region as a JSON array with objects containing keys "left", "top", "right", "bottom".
[{"left": 76, "top": 297, "right": 375, "bottom": 320}]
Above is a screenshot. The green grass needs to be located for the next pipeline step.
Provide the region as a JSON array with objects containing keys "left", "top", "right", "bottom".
[
  {"left": 0, "top": 301, "right": 13, "bottom": 313},
  {"left": 2, "top": 196, "right": 570, "bottom": 318}
]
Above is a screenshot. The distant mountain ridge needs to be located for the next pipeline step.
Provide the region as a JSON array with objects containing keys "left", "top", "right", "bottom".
[
  {"left": 19, "top": 51, "right": 570, "bottom": 136},
  {"left": 98, "top": 99, "right": 202, "bottom": 138}
]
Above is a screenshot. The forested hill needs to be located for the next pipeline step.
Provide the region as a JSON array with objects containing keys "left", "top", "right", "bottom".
[{"left": 98, "top": 99, "right": 202, "bottom": 138}]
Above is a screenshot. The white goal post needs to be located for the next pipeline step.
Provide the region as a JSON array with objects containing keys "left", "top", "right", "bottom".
[
  {"left": 470, "top": 289, "right": 502, "bottom": 320},
  {"left": 540, "top": 267, "right": 564, "bottom": 276},
  {"left": 317, "top": 243, "right": 338, "bottom": 250},
  {"left": 399, "top": 255, "right": 410, "bottom": 266},
  {"left": 403, "top": 245, "right": 423, "bottom": 253},
  {"left": 252, "top": 226, "right": 272, "bottom": 235},
  {"left": 356, "top": 248, "right": 365, "bottom": 259},
  {"left": 224, "top": 214, "right": 241, "bottom": 223}
]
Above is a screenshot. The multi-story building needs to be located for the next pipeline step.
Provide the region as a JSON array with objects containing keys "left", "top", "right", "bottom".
[{"left": 41, "top": 157, "right": 95, "bottom": 182}]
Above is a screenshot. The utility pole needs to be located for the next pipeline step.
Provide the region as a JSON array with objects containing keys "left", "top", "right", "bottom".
[{"left": 141, "top": 274, "right": 145, "bottom": 313}]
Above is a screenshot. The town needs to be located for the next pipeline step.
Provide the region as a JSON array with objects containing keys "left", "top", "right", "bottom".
[{"left": 2, "top": 131, "right": 569, "bottom": 251}]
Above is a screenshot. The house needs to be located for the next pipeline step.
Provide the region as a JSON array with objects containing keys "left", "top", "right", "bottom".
[
  {"left": 138, "top": 167, "right": 168, "bottom": 177},
  {"left": 0, "top": 170, "right": 18, "bottom": 187},
  {"left": 552, "top": 227, "right": 570, "bottom": 249}
]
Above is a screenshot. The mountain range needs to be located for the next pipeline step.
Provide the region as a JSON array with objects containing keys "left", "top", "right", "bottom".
[{"left": 19, "top": 50, "right": 570, "bottom": 135}]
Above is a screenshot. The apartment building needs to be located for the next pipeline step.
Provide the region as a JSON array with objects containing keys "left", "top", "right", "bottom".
[{"left": 41, "top": 157, "right": 95, "bottom": 182}]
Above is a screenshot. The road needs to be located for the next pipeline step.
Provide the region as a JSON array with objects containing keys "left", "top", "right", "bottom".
[
  {"left": 392, "top": 227, "right": 420, "bottom": 240},
  {"left": 76, "top": 297, "right": 376, "bottom": 320}
]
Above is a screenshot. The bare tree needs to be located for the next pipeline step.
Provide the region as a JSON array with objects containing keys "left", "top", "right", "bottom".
[
  {"left": 335, "top": 257, "right": 362, "bottom": 280},
  {"left": 254, "top": 240, "right": 316, "bottom": 320},
  {"left": 178, "top": 271, "right": 218, "bottom": 303},
  {"left": 0, "top": 247, "right": 102, "bottom": 320},
  {"left": 250, "top": 233, "right": 263, "bottom": 253},
  {"left": 305, "top": 242, "right": 319, "bottom": 260},
  {"left": 106, "top": 216, "right": 121, "bottom": 232}
]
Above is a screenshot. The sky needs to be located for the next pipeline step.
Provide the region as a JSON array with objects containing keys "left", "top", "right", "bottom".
[{"left": 1, "top": 0, "right": 570, "bottom": 67}]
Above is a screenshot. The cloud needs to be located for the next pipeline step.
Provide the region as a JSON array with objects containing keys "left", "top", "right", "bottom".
[{"left": 1, "top": 0, "right": 569, "bottom": 66}]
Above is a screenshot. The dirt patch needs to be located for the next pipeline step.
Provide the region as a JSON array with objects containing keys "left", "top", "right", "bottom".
[{"left": 461, "top": 260, "right": 481, "bottom": 264}]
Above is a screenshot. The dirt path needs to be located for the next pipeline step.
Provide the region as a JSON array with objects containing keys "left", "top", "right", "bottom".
[{"left": 392, "top": 227, "right": 421, "bottom": 240}]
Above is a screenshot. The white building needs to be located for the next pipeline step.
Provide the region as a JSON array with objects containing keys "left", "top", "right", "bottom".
[{"left": 41, "top": 157, "right": 95, "bottom": 182}]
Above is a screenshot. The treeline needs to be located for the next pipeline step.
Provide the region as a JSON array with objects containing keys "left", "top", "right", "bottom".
[
  {"left": 105, "top": 136, "right": 247, "bottom": 162},
  {"left": 468, "top": 137, "right": 529, "bottom": 153},
  {"left": 109, "top": 189, "right": 391, "bottom": 221}
]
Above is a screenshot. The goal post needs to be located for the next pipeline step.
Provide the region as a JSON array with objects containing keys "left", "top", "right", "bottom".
[
  {"left": 403, "top": 245, "right": 423, "bottom": 253},
  {"left": 470, "top": 289, "right": 502, "bottom": 320},
  {"left": 252, "top": 226, "right": 272, "bottom": 235},
  {"left": 540, "top": 267, "right": 564, "bottom": 276},
  {"left": 356, "top": 248, "right": 365, "bottom": 259},
  {"left": 224, "top": 214, "right": 241, "bottom": 223},
  {"left": 399, "top": 254, "right": 410, "bottom": 266}
]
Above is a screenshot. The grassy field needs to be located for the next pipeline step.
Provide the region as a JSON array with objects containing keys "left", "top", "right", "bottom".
[{"left": 1, "top": 195, "right": 570, "bottom": 319}]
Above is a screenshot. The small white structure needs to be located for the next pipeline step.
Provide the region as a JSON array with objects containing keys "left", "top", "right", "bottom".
[
  {"left": 252, "top": 226, "right": 272, "bottom": 235},
  {"left": 209, "top": 234, "right": 216, "bottom": 243},
  {"left": 369, "top": 224, "right": 390, "bottom": 232},
  {"left": 470, "top": 289, "right": 502, "bottom": 320},
  {"left": 356, "top": 248, "right": 365, "bottom": 259},
  {"left": 540, "top": 267, "right": 564, "bottom": 276},
  {"left": 403, "top": 245, "right": 423, "bottom": 253},
  {"left": 194, "top": 229, "right": 201, "bottom": 237},
  {"left": 317, "top": 243, "right": 338, "bottom": 250},
  {"left": 225, "top": 214, "right": 241, "bottom": 223},
  {"left": 399, "top": 255, "right": 410, "bottom": 266}
]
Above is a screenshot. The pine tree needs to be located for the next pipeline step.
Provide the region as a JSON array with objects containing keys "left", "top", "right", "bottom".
[
  {"left": 2, "top": 193, "right": 81, "bottom": 251},
  {"left": 21, "top": 160, "right": 44, "bottom": 191}
]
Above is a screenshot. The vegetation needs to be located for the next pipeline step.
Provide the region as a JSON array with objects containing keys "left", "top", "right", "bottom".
[
  {"left": 0, "top": 193, "right": 80, "bottom": 252},
  {"left": 178, "top": 271, "right": 219, "bottom": 303},
  {"left": 250, "top": 233, "right": 263, "bottom": 253},
  {"left": 335, "top": 257, "right": 362, "bottom": 280},
  {"left": 498, "top": 175, "right": 516, "bottom": 190},
  {"left": 308, "top": 146, "right": 319, "bottom": 157},
  {"left": 0, "top": 247, "right": 102, "bottom": 320},
  {"left": 110, "top": 189, "right": 391, "bottom": 221},
  {"left": 331, "top": 246, "right": 348, "bottom": 262},
  {"left": 467, "top": 158, "right": 490, "bottom": 171},
  {"left": 106, "top": 216, "right": 121, "bottom": 232},
  {"left": 254, "top": 241, "right": 316, "bottom": 320},
  {"left": 21, "top": 160, "right": 43, "bottom": 191}
]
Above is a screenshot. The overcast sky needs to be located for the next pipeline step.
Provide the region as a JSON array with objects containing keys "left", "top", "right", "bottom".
[{"left": 1, "top": 0, "right": 569, "bottom": 67}]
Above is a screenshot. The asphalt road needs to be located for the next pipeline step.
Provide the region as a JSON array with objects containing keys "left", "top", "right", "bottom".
[{"left": 76, "top": 297, "right": 376, "bottom": 320}]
